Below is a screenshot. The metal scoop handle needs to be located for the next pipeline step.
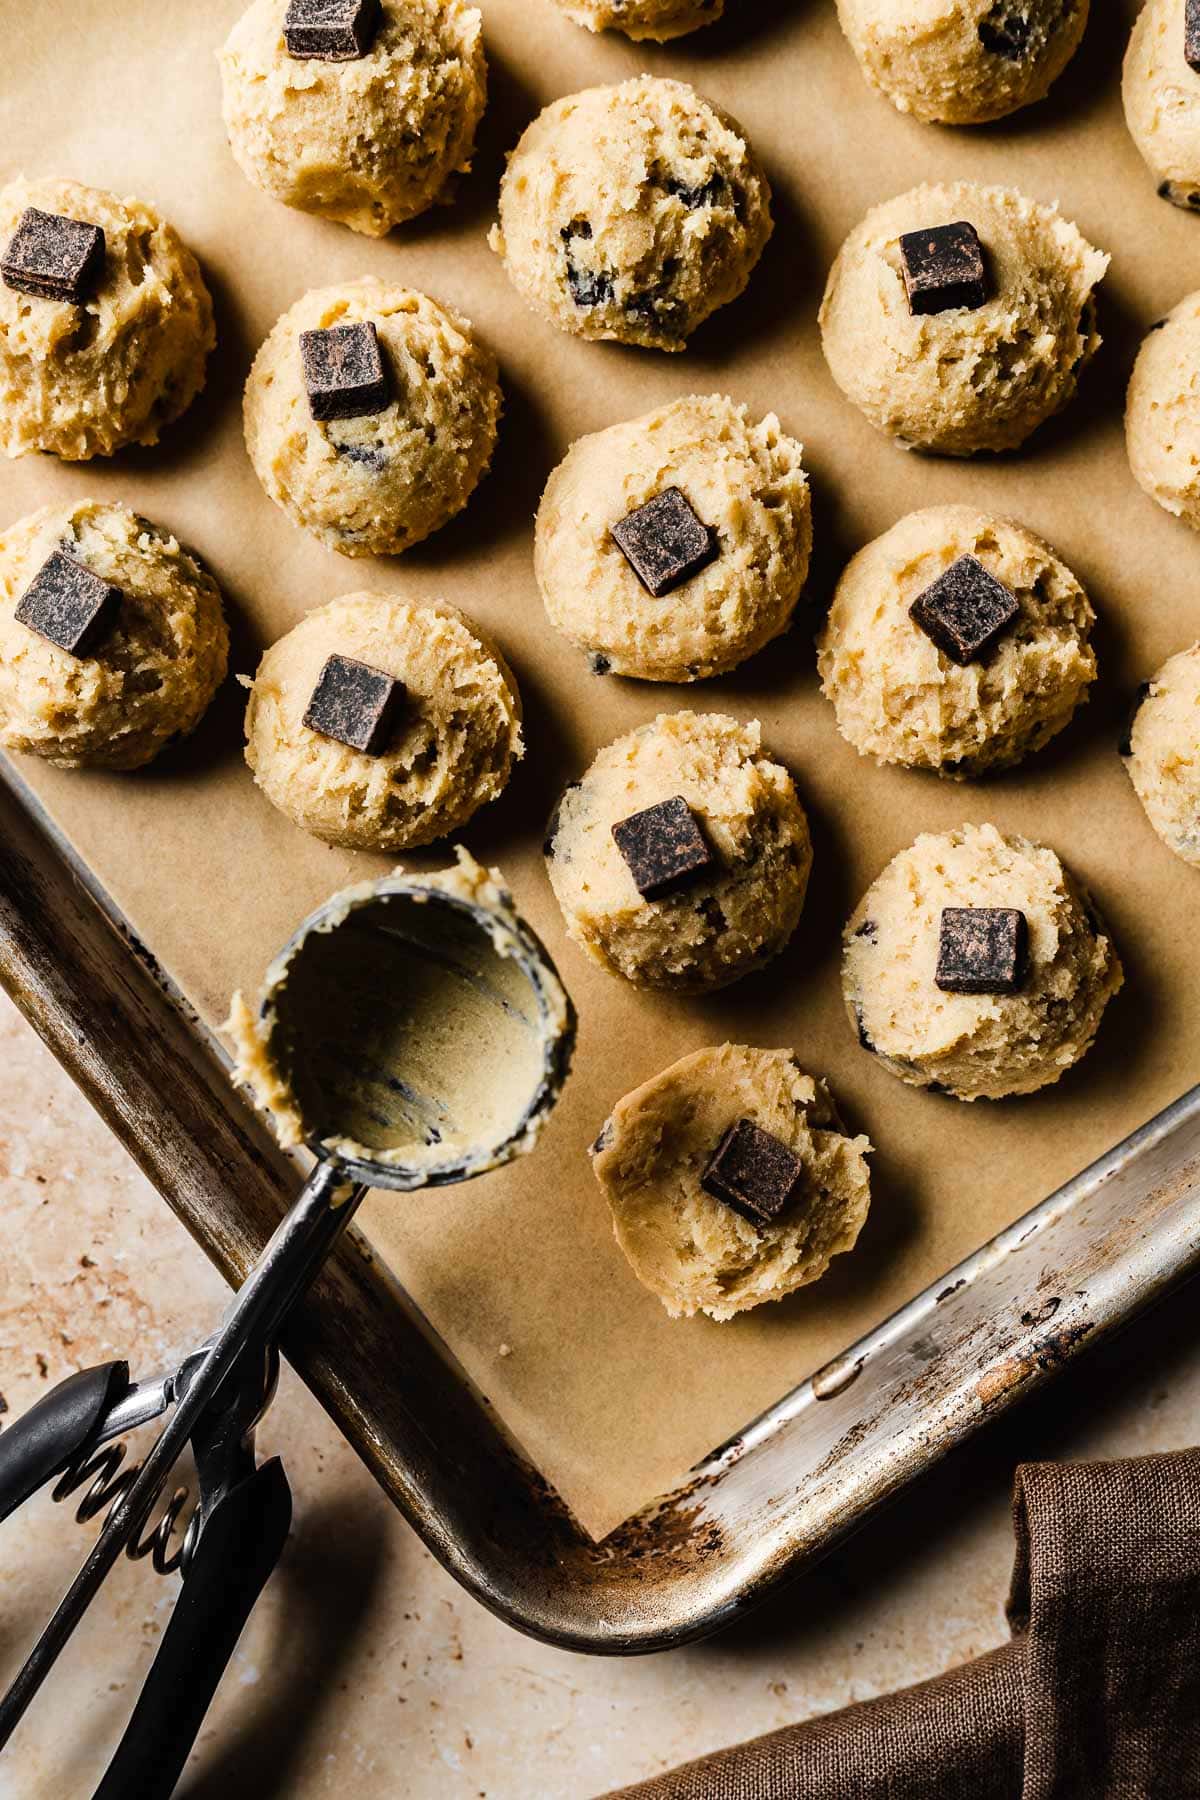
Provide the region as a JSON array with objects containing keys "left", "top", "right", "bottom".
[{"left": 0, "top": 1158, "right": 365, "bottom": 1752}]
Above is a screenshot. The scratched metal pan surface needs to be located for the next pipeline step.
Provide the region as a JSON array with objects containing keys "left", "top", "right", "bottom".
[{"left": 2, "top": 759, "right": 1199, "bottom": 1653}]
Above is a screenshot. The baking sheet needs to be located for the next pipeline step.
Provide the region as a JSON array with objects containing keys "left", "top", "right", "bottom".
[{"left": 3, "top": 0, "right": 1198, "bottom": 1539}]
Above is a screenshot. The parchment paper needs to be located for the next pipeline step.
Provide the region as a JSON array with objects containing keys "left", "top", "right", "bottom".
[{"left": 3, "top": 0, "right": 1197, "bottom": 1538}]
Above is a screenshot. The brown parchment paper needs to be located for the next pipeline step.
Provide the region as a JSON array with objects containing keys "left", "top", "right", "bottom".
[{"left": 3, "top": 0, "right": 1198, "bottom": 1539}]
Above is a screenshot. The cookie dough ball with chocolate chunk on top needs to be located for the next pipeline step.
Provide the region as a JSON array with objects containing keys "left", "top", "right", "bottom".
[
  {"left": 535, "top": 395, "right": 811, "bottom": 682},
  {"left": 219, "top": 0, "right": 487, "bottom": 236},
  {"left": 591, "top": 1045, "right": 872, "bottom": 1321},
  {"left": 1126, "top": 294, "right": 1200, "bottom": 528},
  {"left": 820, "top": 182, "right": 1107, "bottom": 455},
  {"left": 549, "top": 0, "right": 725, "bottom": 40},
  {"left": 243, "top": 280, "right": 502, "bottom": 558},
  {"left": 0, "top": 176, "right": 214, "bottom": 462},
  {"left": 490, "top": 77, "right": 772, "bottom": 353},
  {"left": 1123, "top": 0, "right": 1200, "bottom": 209},
  {"left": 818, "top": 506, "right": 1096, "bottom": 777},
  {"left": 1121, "top": 643, "right": 1200, "bottom": 868},
  {"left": 244, "top": 592, "right": 522, "bottom": 851},
  {"left": 544, "top": 711, "right": 811, "bottom": 992},
  {"left": 0, "top": 499, "right": 228, "bottom": 770},
  {"left": 843, "top": 822, "right": 1122, "bottom": 1102},
  {"left": 836, "top": 0, "right": 1089, "bottom": 126}
]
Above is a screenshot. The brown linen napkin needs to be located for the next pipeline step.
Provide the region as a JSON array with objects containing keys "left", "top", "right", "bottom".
[{"left": 606, "top": 1450, "right": 1200, "bottom": 1800}]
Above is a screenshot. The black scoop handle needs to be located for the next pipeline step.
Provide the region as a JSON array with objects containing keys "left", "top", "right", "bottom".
[{"left": 0, "top": 1363, "right": 128, "bottom": 1523}]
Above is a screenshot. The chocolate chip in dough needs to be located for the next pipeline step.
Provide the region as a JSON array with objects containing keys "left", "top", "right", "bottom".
[
  {"left": 899, "top": 221, "right": 988, "bottom": 316},
  {"left": 284, "top": 0, "right": 381, "bottom": 60},
  {"left": 1187, "top": 0, "right": 1200, "bottom": 72},
  {"left": 611, "top": 796, "right": 715, "bottom": 899},
  {"left": 15, "top": 551, "right": 122, "bottom": 657},
  {"left": 910, "top": 555, "right": 1020, "bottom": 666},
  {"left": 979, "top": 3, "right": 1031, "bottom": 60},
  {"left": 303, "top": 653, "right": 404, "bottom": 754},
  {"left": 299, "top": 321, "right": 389, "bottom": 422},
  {"left": 701, "top": 1118, "right": 806, "bottom": 1225},
  {"left": 935, "top": 907, "right": 1029, "bottom": 995},
  {"left": 611, "top": 488, "right": 719, "bottom": 598},
  {"left": 1, "top": 208, "right": 105, "bottom": 305}
]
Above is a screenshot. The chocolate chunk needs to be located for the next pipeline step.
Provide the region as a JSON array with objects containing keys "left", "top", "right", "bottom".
[
  {"left": 299, "top": 321, "right": 389, "bottom": 422},
  {"left": 560, "top": 223, "right": 614, "bottom": 309},
  {"left": 701, "top": 1119, "right": 806, "bottom": 1226},
  {"left": 665, "top": 173, "right": 725, "bottom": 209},
  {"left": 611, "top": 795, "right": 714, "bottom": 900},
  {"left": 611, "top": 488, "right": 718, "bottom": 599},
  {"left": 302, "top": 653, "right": 404, "bottom": 754},
  {"left": 1188, "top": 0, "right": 1200, "bottom": 72},
  {"left": 854, "top": 918, "right": 878, "bottom": 941},
  {"left": 15, "top": 551, "right": 121, "bottom": 657},
  {"left": 853, "top": 1002, "right": 876, "bottom": 1053},
  {"left": 1118, "top": 682, "right": 1153, "bottom": 758},
  {"left": 910, "top": 555, "right": 1020, "bottom": 666},
  {"left": 899, "top": 220, "right": 988, "bottom": 316},
  {"left": 1, "top": 208, "right": 105, "bottom": 305},
  {"left": 283, "top": 0, "right": 381, "bottom": 59},
  {"left": 935, "top": 907, "right": 1028, "bottom": 996},
  {"left": 979, "top": 4, "right": 1031, "bottom": 59},
  {"left": 335, "top": 441, "right": 389, "bottom": 471},
  {"left": 588, "top": 652, "right": 612, "bottom": 675}
]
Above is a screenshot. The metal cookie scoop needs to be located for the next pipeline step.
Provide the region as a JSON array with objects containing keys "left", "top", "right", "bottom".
[{"left": 0, "top": 858, "right": 574, "bottom": 1789}]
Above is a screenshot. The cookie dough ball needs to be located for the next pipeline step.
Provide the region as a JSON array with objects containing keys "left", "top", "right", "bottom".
[
  {"left": 549, "top": 0, "right": 725, "bottom": 39},
  {"left": 545, "top": 711, "right": 811, "bottom": 992},
  {"left": 1126, "top": 296, "right": 1200, "bottom": 527},
  {"left": 843, "top": 823, "right": 1122, "bottom": 1101},
  {"left": 243, "top": 281, "right": 502, "bottom": 558},
  {"left": 1123, "top": 0, "right": 1200, "bottom": 209},
  {"left": 1121, "top": 643, "right": 1200, "bottom": 868},
  {"left": 0, "top": 177, "right": 213, "bottom": 462},
  {"left": 837, "top": 0, "right": 1089, "bottom": 125},
  {"left": 591, "top": 1045, "right": 872, "bottom": 1321},
  {"left": 534, "top": 395, "right": 811, "bottom": 682},
  {"left": 244, "top": 592, "right": 522, "bottom": 851},
  {"left": 219, "top": 0, "right": 486, "bottom": 236},
  {"left": 490, "top": 78, "right": 772, "bottom": 353},
  {"left": 819, "top": 182, "right": 1107, "bottom": 455},
  {"left": 818, "top": 506, "right": 1096, "bottom": 777},
  {"left": 0, "top": 500, "right": 228, "bottom": 770}
]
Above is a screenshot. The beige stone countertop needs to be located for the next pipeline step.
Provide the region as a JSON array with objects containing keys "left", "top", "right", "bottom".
[{"left": 0, "top": 987, "right": 1196, "bottom": 1798}]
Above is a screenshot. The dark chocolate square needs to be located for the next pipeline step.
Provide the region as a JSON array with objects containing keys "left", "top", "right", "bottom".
[
  {"left": 1, "top": 208, "right": 105, "bottom": 305},
  {"left": 611, "top": 488, "right": 719, "bottom": 599},
  {"left": 701, "top": 1118, "right": 806, "bottom": 1225},
  {"left": 15, "top": 551, "right": 122, "bottom": 657},
  {"left": 909, "top": 555, "right": 1020, "bottom": 666},
  {"left": 303, "top": 653, "right": 404, "bottom": 755},
  {"left": 299, "top": 321, "right": 389, "bottom": 422},
  {"left": 899, "top": 220, "right": 988, "bottom": 316},
  {"left": 1188, "top": 0, "right": 1200, "bottom": 72},
  {"left": 935, "top": 908, "right": 1028, "bottom": 996},
  {"left": 611, "top": 796, "right": 714, "bottom": 900},
  {"left": 284, "top": 0, "right": 381, "bottom": 60}
]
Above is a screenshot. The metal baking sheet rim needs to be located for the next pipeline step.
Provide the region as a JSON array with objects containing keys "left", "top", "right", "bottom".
[{"left": 1, "top": 755, "right": 1197, "bottom": 1656}]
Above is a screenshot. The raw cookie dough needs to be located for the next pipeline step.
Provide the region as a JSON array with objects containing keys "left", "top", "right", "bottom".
[
  {"left": 836, "top": 0, "right": 1089, "bottom": 125},
  {"left": 243, "top": 280, "right": 502, "bottom": 557},
  {"left": 227, "top": 850, "right": 575, "bottom": 1179},
  {"left": 219, "top": 0, "right": 486, "bottom": 236},
  {"left": 591, "top": 1044, "right": 872, "bottom": 1321},
  {"left": 544, "top": 711, "right": 811, "bottom": 992},
  {"left": 0, "top": 499, "right": 228, "bottom": 770},
  {"left": 549, "top": 0, "right": 725, "bottom": 39},
  {"left": 0, "top": 176, "right": 213, "bottom": 461},
  {"left": 489, "top": 77, "right": 772, "bottom": 353},
  {"left": 535, "top": 395, "right": 811, "bottom": 682},
  {"left": 819, "top": 182, "right": 1108, "bottom": 455},
  {"left": 1121, "top": 643, "right": 1200, "bottom": 868},
  {"left": 1126, "top": 295, "right": 1200, "bottom": 527},
  {"left": 244, "top": 591, "right": 522, "bottom": 851},
  {"left": 1123, "top": 0, "right": 1200, "bottom": 209},
  {"left": 843, "top": 822, "right": 1122, "bottom": 1101},
  {"left": 818, "top": 505, "right": 1096, "bottom": 777}
]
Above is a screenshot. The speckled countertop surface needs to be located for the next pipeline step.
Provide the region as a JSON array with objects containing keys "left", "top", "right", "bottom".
[{"left": 0, "top": 987, "right": 1196, "bottom": 1799}]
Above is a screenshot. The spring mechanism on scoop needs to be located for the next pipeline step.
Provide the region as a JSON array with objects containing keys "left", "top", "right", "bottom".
[{"left": 50, "top": 1440, "right": 194, "bottom": 1577}]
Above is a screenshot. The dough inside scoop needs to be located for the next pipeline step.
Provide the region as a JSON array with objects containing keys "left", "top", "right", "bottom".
[{"left": 228, "top": 855, "right": 574, "bottom": 1184}]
